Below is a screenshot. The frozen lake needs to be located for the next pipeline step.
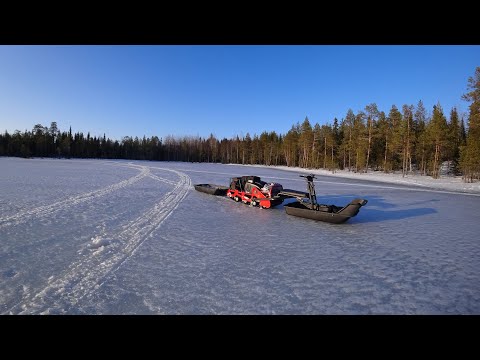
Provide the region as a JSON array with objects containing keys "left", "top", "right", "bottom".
[{"left": 1, "top": 157, "right": 479, "bottom": 314}]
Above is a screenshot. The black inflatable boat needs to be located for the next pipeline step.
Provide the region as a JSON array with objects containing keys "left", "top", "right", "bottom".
[
  {"left": 283, "top": 174, "right": 367, "bottom": 224},
  {"left": 284, "top": 198, "right": 367, "bottom": 224}
]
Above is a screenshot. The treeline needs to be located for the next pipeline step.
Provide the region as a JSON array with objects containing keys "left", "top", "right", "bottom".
[
  {"left": 1, "top": 68, "right": 479, "bottom": 182},
  {"left": 0, "top": 123, "right": 164, "bottom": 161}
]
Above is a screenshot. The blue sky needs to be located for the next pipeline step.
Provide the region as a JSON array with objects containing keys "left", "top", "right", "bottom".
[{"left": 0, "top": 45, "right": 478, "bottom": 141}]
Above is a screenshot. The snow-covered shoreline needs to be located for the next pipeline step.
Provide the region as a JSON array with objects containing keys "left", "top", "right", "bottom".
[
  {"left": 4, "top": 156, "right": 480, "bottom": 194},
  {"left": 230, "top": 163, "right": 480, "bottom": 194}
]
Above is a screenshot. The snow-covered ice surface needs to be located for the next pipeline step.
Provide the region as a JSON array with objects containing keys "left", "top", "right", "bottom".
[{"left": 1, "top": 157, "right": 479, "bottom": 314}]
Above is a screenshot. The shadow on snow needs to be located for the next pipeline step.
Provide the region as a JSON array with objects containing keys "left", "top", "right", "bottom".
[{"left": 286, "top": 194, "right": 438, "bottom": 224}]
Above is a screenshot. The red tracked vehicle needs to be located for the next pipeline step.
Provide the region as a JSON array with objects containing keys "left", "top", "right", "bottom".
[
  {"left": 226, "top": 176, "right": 284, "bottom": 208},
  {"left": 195, "top": 175, "right": 307, "bottom": 208}
]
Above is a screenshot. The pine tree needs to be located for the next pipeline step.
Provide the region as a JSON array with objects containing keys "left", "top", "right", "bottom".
[
  {"left": 332, "top": 117, "right": 341, "bottom": 172},
  {"left": 364, "top": 103, "right": 379, "bottom": 173},
  {"left": 368, "top": 111, "right": 384, "bottom": 170},
  {"left": 283, "top": 125, "right": 299, "bottom": 167},
  {"left": 378, "top": 109, "right": 390, "bottom": 172},
  {"left": 208, "top": 133, "right": 218, "bottom": 163},
  {"left": 401, "top": 104, "right": 414, "bottom": 177},
  {"left": 33, "top": 124, "right": 48, "bottom": 157},
  {"left": 383, "top": 105, "right": 402, "bottom": 172},
  {"left": 299, "top": 117, "right": 313, "bottom": 168},
  {"left": 312, "top": 123, "right": 322, "bottom": 168},
  {"left": 342, "top": 109, "right": 355, "bottom": 171},
  {"left": 447, "top": 107, "right": 462, "bottom": 175},
  {"left": 49, "top": 122, "right": 59, "bottom": 143},
  {"left": 251, "top": 134, "right": 260, "bottom": 164},
  {"left": 353, "top": 111, "right": 367, "bottom": 172},
  {"left": 414, "top": 100, "right": 428, "bottom": 175},
  {"left": 243, "top": 133, "right": 251, "bottom": 164},
  {"left": 427, "top": 103, "right": 448, "bottom": 178},
  {"left": 460, "top": 67, "right": 480, "bottom": 182}
]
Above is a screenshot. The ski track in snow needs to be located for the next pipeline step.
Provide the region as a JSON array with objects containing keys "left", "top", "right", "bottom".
[
  {"left": 4, "top": 165, "right": 191, "bottom": 315},
  {"left": 0, "top": 164, "right": 148, "bottom": 230},
  {"left": 0, "top": 161, "right": 179, "bottom": 230}
]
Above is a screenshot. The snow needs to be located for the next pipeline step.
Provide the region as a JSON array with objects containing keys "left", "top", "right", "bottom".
[
  {"left": 240, "top": 164, "right": 480, "bottom": 195},
  {"left": 1, "top": 157, "right": 479, "bottom": 314}
]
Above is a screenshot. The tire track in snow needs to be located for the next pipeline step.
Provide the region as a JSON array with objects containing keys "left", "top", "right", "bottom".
[
  {"left": 0, "top": 164, "right": 149, "bottom": 230},
  {"left": 148, "top": 173, "right": 177, "bottom": 185},
  {"left": 6, "top": 168, "right": 191, "bottom": 315},
  {"left": 105, "top": 162, "right": 177, "bottom": 185}
]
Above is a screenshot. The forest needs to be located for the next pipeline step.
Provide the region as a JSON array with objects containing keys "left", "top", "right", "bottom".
[{"left": 1, "top": 67, "right": 479, "bottom": 182}]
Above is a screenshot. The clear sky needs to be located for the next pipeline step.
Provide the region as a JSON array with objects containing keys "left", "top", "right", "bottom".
[{"left": 1, "top": 45, "right": 479, "bottom": 141}]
